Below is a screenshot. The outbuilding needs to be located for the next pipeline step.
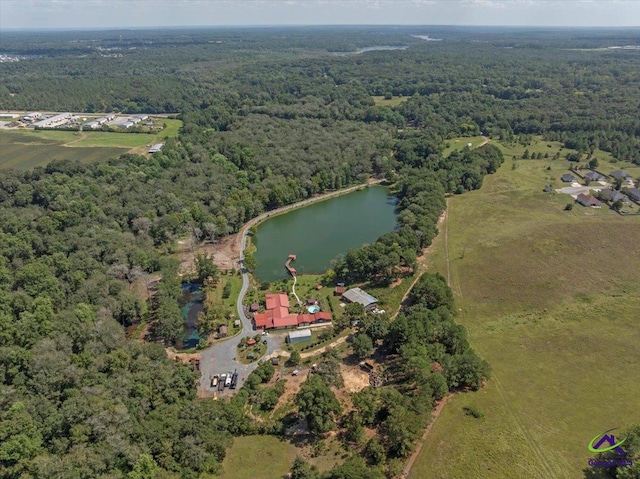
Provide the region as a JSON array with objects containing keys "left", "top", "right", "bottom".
[
  {"left": 287, "top": 329, "right": 312, "bottom": 344},
  {"left": 561, "top": 173, "right": 576, "bottom": 183},
  {"left": 341, "top": 287, "right": 378, "bottom": 312},
  {"left": 218, "top": 325, "right": 228, "bottom": 337}
]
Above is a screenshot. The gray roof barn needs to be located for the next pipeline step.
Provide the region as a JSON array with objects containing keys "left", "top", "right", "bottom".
[
  {"left": 561, "top": 173, "right": 576, "bottom": 183},
  {"left": 342, "top": 288, "right": 378, "bottom": 311}
]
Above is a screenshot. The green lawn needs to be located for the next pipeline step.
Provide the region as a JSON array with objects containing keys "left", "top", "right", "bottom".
[{"left": 410, "top": 141, "right": 640, "bottom": 478}]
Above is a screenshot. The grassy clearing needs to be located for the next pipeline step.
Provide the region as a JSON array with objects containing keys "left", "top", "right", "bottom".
[
  {"left": 6, "top": 129, "right": 154, "bottom": 148},
  {"left": 410, "top": 140, "right": 640, "bottom": 478},
  {"left": 156, "top": 118, "right": 182, "bottom": 139},
  {"left": 372, "top": 95, "right": 408, "bottom": 107},
  {"left": 221, "top": 435, "right": 297, "bottom": 479},
  {"left": 441, "top": 135, "right": 487, "bottom": 156},
  {"left": 0, "top": 119, "right": 182, "bottom": 170},
  {"left": 0, "top": 139, "right": 127, "bottom": 170}
]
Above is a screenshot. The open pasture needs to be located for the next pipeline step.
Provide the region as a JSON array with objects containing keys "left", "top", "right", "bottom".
[
  {"left": 0, "top": 131, "right": 127, "bottom": 169},
  {"left": 411, "top": 141, "right": 640, "bottom": 478}
]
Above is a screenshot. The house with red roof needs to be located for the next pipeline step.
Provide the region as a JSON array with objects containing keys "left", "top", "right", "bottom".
[{"left": 252, "top": 293, "right": 332, "bottom": 330}]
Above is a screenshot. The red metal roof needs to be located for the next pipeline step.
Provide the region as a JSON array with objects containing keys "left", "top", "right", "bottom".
[{"left": 255, "top": 293, "right": 332, "bottom": 329}]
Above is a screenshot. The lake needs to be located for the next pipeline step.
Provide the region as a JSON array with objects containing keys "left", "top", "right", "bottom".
[{"left": 253, "top": 186, "right": 398, "bottom": 282}]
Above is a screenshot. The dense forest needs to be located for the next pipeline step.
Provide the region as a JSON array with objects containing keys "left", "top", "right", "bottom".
[{"left": 1, "top": 26, "right": 639, "bottom": 478}]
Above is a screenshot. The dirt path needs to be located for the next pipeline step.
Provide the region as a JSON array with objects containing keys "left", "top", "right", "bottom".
[
  {"left": 391, "top": 206, "right": 449, "bottom": 320},
  {"left": 300, "top": 335, "right": 349, "bottom": 359},
  {"left": 402, "top": 393, "right": 454, "bottom": 478}
]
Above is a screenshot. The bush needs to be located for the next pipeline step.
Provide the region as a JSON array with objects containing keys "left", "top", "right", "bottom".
[{"left": 463, "top": 406, "right": 485, "bottom": 419}]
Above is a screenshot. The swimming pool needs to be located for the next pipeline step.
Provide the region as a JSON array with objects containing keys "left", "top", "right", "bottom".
[{"left": 307, "top": 305, "right": 320, "bottom": 313}]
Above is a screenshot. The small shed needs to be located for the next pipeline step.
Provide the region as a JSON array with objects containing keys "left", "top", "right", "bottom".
[
  {"left": 315, "top": 284, "right": 323, "bottom": 290},
  {"left": 543, "top": 185, "right": 553, "bottom": 192},
  {"left": 234, "top": 319, "right": 241, "bottom": 328},
  {"left": 287, "top": 329, "right": 312, "bottom": 344},
  {"left": 306, "top": 299, "right": 318, "bottom": 306},
  {"left": 246, "top": 338, "right": 257, "bottom": 346},
  {"left": 271, "top": 357, "right": 280, "bottom": 366},
  {"left": 218, "top": 325, "right": 228, "bottom": 337},
  {"left": 561, "top": 173, "right": 576, "bottom": 183},
  {"left": 334, "top": 286, "right": 345, "bottom": 296},
  {"left": 249, "top": 301, "right": 260, "bottom": 312}
]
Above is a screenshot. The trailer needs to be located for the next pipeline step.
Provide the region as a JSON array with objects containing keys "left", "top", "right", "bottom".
[
  {"left": 218, "top": 374, "right": 226, "bottom": 391},
  {"left": 230, "top": 371, "right": 238, "bottom": 389},
  {"left": 211, "top": 375, "right": 218, "bottom": 388},
  {"left": 224, "top": 372, "right": 232, "bottom": 388}
]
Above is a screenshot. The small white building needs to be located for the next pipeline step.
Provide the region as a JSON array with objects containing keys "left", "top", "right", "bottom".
[
  {"left": 287, "top": 329, "right": 312, "bottom": 344},
  {"left": 148, "top": 143, "right": 164, "bottom": 154}
]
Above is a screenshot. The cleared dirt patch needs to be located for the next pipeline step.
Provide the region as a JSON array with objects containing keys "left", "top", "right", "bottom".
[{"left": 340, "top": 364, "right": 370, "bottom": 393}]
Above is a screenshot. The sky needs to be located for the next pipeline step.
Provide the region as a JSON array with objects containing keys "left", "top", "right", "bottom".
[{"left": 1, "top": 0, "right": 639, "bottom": 30}]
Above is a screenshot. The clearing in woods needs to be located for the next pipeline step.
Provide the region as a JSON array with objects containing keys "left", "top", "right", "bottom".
[
  {"left": 0, "top": 119, "right": 182, "bottom": 169},
  {"left": 409, "top": 139, "right": 640, "bottom": 478}
]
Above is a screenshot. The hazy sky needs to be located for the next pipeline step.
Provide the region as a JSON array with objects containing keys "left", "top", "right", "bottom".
[{"left": 1, "top": 0, "right": 639, "bottom": 30}]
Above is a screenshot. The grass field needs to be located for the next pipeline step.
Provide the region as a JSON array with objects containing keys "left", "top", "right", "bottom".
[
  {"left": 410, "top": 140, "right": 640, "bottom": 478},
  {"left": 0, "top": 118, "right": 182, "bottom": 170},
  {"left": 441, "top": 135, "right": 488, "bottom": 156},
  {"left": 372, "top": 95, "right": 408, "bottom": 107},
  {"left": 221, "top": 435, "right": 297, "bottom": 479}
]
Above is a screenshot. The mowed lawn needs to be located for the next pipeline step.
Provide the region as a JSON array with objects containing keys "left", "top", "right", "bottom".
[{"left": 411, "top": 144, "right": 640, "bottom": 478}]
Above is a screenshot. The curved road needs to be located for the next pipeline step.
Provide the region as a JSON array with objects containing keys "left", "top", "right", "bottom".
[{"left": 198, "top": 180, "right": 382, "bottom": 394}]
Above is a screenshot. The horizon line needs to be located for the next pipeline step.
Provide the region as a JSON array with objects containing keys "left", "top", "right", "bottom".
[{"left": 2, "top": 24, "right": 640, "bottom": 33}]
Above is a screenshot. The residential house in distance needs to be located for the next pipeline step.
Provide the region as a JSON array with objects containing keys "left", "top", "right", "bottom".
[
  {"left": 576, "top": 193, "right": 603, "bottom": 208},
  {"left": 610, "top": 170, "right": 632, "bottom": 181},
  {"left": 584, "top": 171, "right": 606, "bottom": 182},
  {"left": 627, "top": 188, "right": 640, "bottom": 203},
  {"left": 341, "top": 287, "right": 379, "bottom": 312},
  {"left": 599, "top": 189, "right": 629, "bottom": 203},
  {"left": 561, "top": 173, "right": 576, "bottom": 183}
]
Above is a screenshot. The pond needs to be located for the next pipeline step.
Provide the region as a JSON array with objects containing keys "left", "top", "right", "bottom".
[
  {"left": 179, "top": 282, "right": 204, "bottom": 349},
  {"left": 253, "top": 186, "right": 398, "bottom": 282}
]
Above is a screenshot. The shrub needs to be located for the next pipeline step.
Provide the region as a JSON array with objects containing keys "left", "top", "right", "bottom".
[{"left": 463, "top": 406, "right": 484, "bottom": 419}]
